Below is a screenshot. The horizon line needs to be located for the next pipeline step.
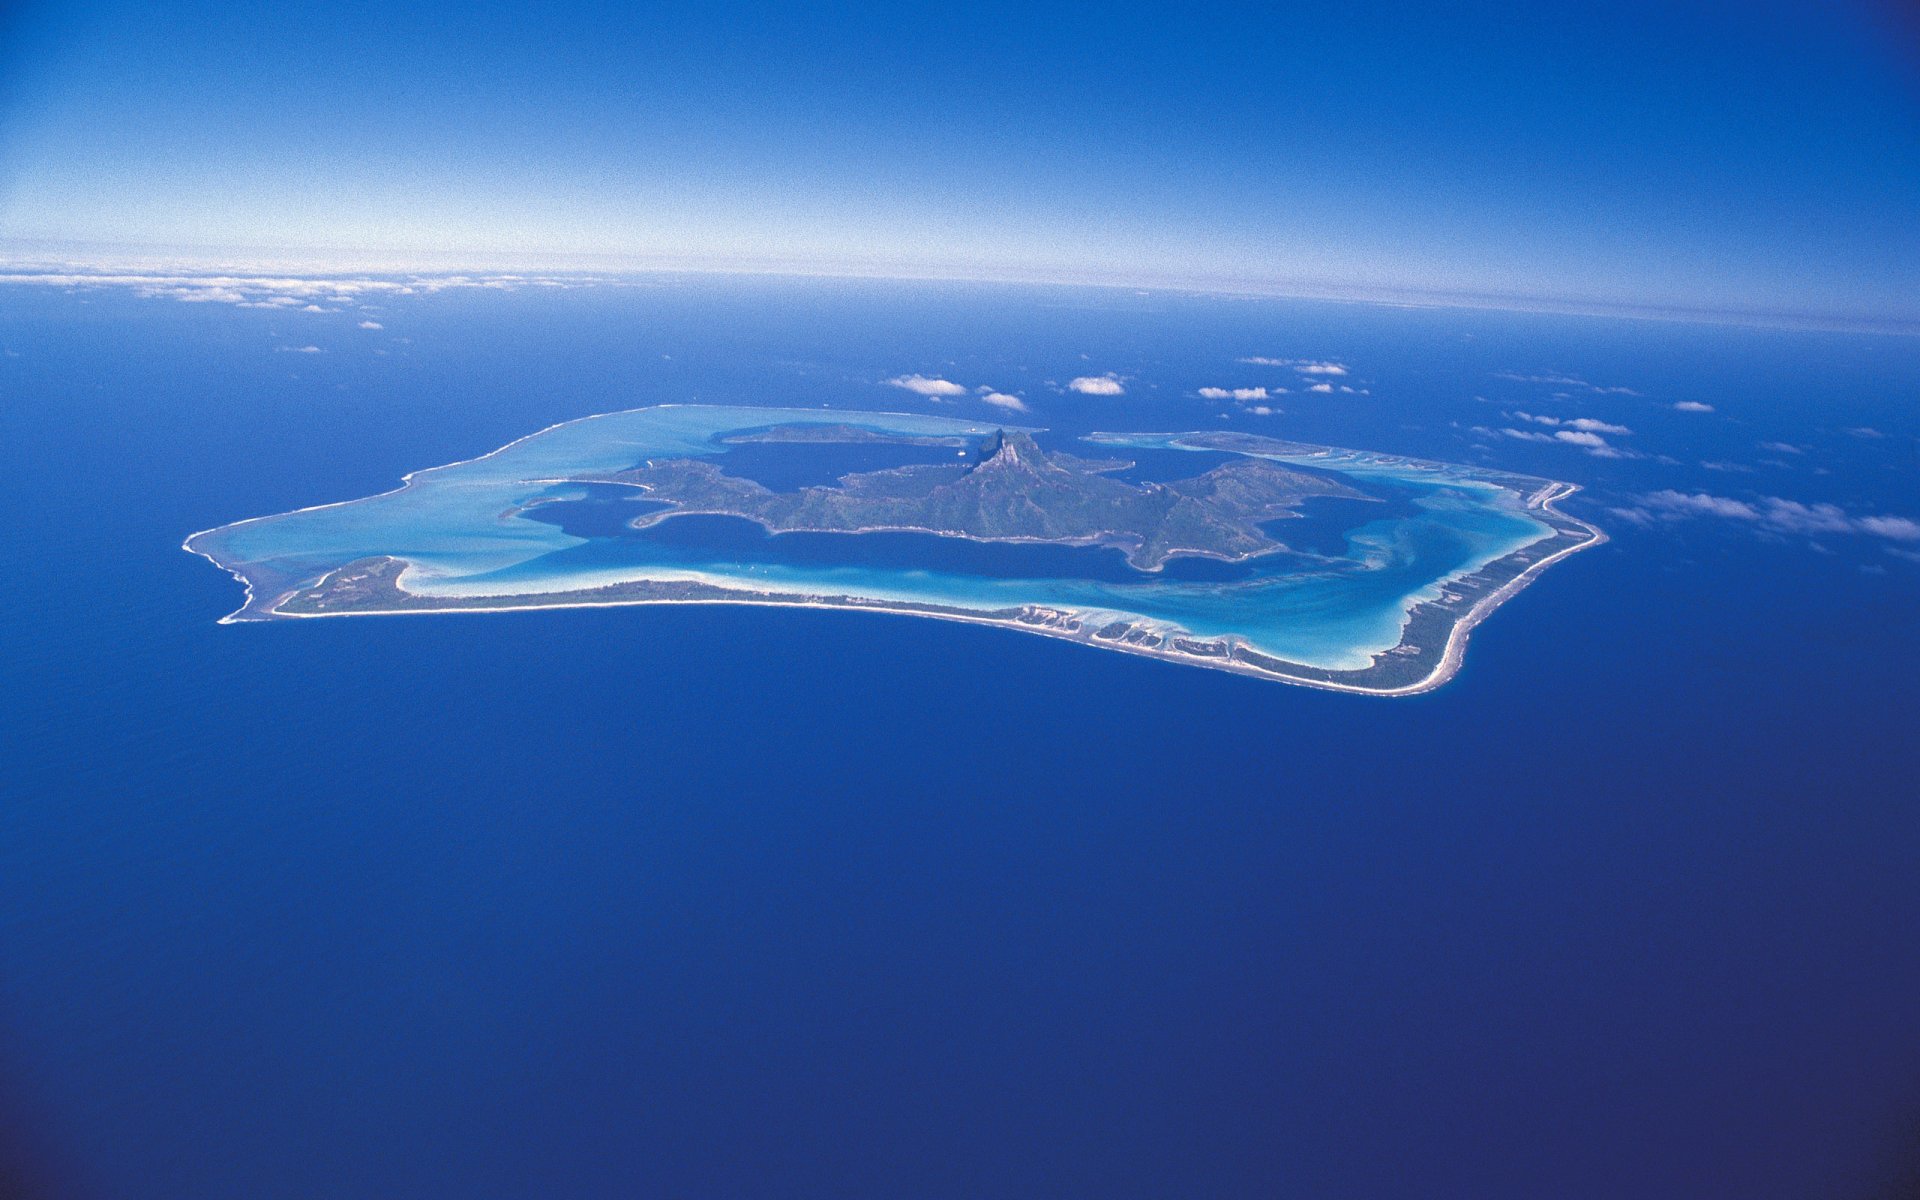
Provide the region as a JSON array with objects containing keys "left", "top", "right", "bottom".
[{"left": 2, "top": 236, "right": 1913, "bottom": 339}]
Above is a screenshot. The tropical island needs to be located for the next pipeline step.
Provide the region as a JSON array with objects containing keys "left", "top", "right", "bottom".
[
  {"left": 577, "top": 427, "right": 1369, "bottom": 570},
  {"left": 184, "top": 405, "right": 1604, "bottom": 694}
]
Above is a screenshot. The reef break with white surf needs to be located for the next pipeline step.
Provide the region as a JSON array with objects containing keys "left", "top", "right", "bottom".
[{"left": 186, "top": 404, "right": 1602, "bottom": 693}]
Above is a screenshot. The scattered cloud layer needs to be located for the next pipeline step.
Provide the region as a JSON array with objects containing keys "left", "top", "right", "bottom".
[
  {"left": 1490, "top": 424, "right": 1632, "bottom": 457},
  {"left": 889, "top": 376, "right": 1029, "bottom": 410},
  {"left": 0, "top": 271, "right": 583, "bottom": 314},
  {"left": 1553, "top": 429, "right": 1609, "bottom": 448},
  {"left": 1240, "top": 356, "right": 1349, "bottom": 378},
  {"left": 1068, "top": 373, "right": 1126, "bottom": 396},
  {"left": 1858, "top": 515, "right": 1920, "bottom": 540},
  {"left": 1197, "top": 384, "right": 1284, "bottom": 417},
  {"left": 1568, "top": 417, "right": 1631, "bottom": 435},
  {"left": 887, "top": 374, "right": 968, "bottom": 397},
  {"left": 1609, "top": 489, "right": 1920, "bottom": 544},
  {"left": 1510, "top": 411, "right": 1632, "bottom": 435},
  {"left": 1495, "top": 370, "right": 1639, "bottom": 396},
  {"left": 1491, "top": 409, "right": 1643, "bottom": 457}
]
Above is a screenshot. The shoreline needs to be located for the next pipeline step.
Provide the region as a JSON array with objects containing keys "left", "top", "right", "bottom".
[
  {"left": 185, "top": 406, "right": 1606, "bottom": 696},
  {"left": 223, "top": 479, "right": 1603, "bottom": 696},
  {"left": 1401, "top": 480, "right": 1606, "bottom": 696},
  {"left": 180, "top": 403, "right": 1017, "bottom": 617}
]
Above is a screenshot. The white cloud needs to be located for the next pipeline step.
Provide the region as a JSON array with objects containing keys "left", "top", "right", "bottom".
[
  {"left": 1512, "top": 412, "right": 1628, "bottom": 436},
  {"left": 275, "top": 344, "right": 323, "bottom": 353},
  {"left": 1502, "top": 425, "right": 1632, "bottom": 457},
  {"left": 1239, "top": 356, "right": 1349, "bottom": 377},
  {"left": 1624, "top": 489, "right": 1920, "bottom": 543},
  {"left": 1641, "top": 490, "right": 1762, "bottom": 520},
  {"left": 1759, "top": 441, "right": 1805, "bottom": 455},
  {"left": 1198, "top": 386, "right": 1270, "bottom": 401},
  {"left": 979, "top": 391, "right": 1028, "bottom": 412},
  {"left": 1553, "top": 430, "right": 1609, "bottom": 448},
  {"left": 1249, "top": 405, "right": 1274, "bottom": 416},
  {"left": 358, "top": 320, "right": 383, "bottom": 330},
  {"left": 0, "top": 271, "right": 587, "bottom": 311},
  {"left": 1856, "top": 515, "right": 1920, "bottom": 541},
  {"left": 173, "top": 287, "right": 250, "bottom": 304},
  {"left": 1756, "top": 498, "right": 1853, "bottom": 534},
  {"left": 887, "top": 373, "right": 968, "bottom": 397},
  {"left": 1307, "top": 382, "right": 1334, "bottom": 393},
  {"left": 1674, "top": 401, "right": 1715, "bottom": 413},
  {"left": 1495, "top": 371, "right": 1639, "bottom": 396},
  {"left": 1566, "top": 417, "right": 1631, "bottom": 435},
  {"left": 1068, "top": 374, "right": 1125, "bottom": 396},
  {"left": 1845, "top": 426, "right": 1885, "bottom": 439}
]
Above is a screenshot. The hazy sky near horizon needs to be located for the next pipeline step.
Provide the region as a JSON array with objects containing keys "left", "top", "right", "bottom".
[{"left": 1, "top": 1, "right": 1916, "bottom": 323}]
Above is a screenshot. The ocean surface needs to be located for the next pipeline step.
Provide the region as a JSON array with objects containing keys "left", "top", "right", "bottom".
[{"left": 3, "top": 275, "right": 1918, "bottom": 1198}]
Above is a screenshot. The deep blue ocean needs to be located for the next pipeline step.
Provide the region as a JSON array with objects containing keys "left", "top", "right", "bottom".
[{"left": 3, "top": 276, "right": 1918, "bottom": 1199}]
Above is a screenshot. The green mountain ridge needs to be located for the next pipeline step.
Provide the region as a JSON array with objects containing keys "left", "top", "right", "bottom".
[{"left": 583, "top": 429, "right": 1368, "bottom": 570}]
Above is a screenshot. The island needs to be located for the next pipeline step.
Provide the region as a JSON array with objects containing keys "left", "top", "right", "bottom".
[
  {"left": 184, "top": 404, "right": 1605, "bottom": 694},
  {"left": 578, "top": 428, "right": 1369, "bottom": 571}
]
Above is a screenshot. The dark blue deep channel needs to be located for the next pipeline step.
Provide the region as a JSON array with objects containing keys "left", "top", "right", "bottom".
[{"left": 3, "top": 279, "right": 1919, "bottom": 1200}]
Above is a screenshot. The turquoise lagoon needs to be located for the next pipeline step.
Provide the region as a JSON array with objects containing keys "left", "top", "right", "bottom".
[{"left": 187, "top": 405, "right": 1585, "bottom": 680}]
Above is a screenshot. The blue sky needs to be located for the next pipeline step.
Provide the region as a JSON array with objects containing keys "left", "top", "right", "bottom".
[{"left": 0, "top": 0, "right": 1916, "bottom": 324}]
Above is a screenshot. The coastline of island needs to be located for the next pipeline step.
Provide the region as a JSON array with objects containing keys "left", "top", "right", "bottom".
[{"left": 183, "top": 404, "right": 1606, "bottom": 695}]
